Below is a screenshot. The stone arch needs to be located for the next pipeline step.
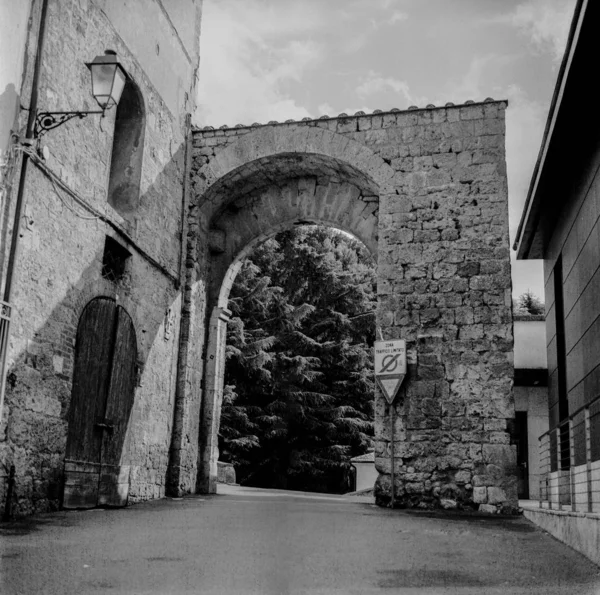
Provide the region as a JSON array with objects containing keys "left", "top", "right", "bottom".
[
  {"left": 194, "top": 127, "right": 392, "bottom": 493},
  {"left": 194, "top": 126, "right": 396, "bottom": 218},
  {"left": 210, "top": 176, "right": 379, "bottom": 309}
]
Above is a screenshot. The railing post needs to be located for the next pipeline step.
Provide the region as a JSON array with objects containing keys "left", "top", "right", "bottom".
[
  {"left": 539, "top": 435, "right": 543, "bottom": 508},
  {"left": 569, "top": 418, "right": 576, "bottom": 512},
  {"left": 585, "top": 407, "right": 592, "bottom": 513},
  {"left": 539, "top": 432, "right": 550, "bottom": 509},
  {"left": 556, "top": 427, "right": 562, "bottom": 511}
]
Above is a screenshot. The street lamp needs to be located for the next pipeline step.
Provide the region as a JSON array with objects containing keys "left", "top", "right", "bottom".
[{"left": 33, "top": 50, "right": 127, "bottom": 139}]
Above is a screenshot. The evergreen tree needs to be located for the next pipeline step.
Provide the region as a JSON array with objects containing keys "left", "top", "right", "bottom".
[
  {"left": 219, "top": 226, "right": 376, "bottom": 493},
  {"left": 514, "top": 290, "right": 545, "bottom": 315}
]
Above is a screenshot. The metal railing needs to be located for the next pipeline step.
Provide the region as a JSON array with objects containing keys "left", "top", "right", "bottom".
[{"left": 539, "top": 395, "right": 600, "bottom": 513}]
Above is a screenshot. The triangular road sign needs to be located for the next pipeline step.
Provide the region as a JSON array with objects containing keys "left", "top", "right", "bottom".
[{"left": 376, "top": 374, "right": 404, "bottom": 404}]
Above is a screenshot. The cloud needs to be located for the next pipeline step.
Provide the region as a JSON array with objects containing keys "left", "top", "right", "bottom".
[
  {"left": 195, "top": 0, "right": 412, "bottom": 125},
  {"left": 390, "top": 11, "right": 409, "bottom": 24},
  {"left": 317, "top": 102, "right": 375, "bottom": 118},
  {"left": 355, "top": 71, "right": 426, "bottom": 109},
  {"left": 506, "top": 85, "right": 548, "bottom": 299},
  {"left": 335, "top": 0, "right": 410, "bottom": 51},
  {"left": 437, "top": 54, "right": 516, "bottom": 105},
  {"left": 357, "top": 73, "right": 410, "bottom": 99},
  {"left": 509, "top": 0, "right": 575, "bottom": 62},
  {"left": 504, "top": 85, "right": 547, "bottom": 239},
  {"left": 196, "top": 0, "right": 324, "bottom": 126}
]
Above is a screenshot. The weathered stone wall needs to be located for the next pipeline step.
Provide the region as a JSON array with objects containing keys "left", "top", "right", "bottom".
[
  {"left": 374, "top": 103, "right": 516, "bottom": 512},
  {"left": 0, "top": 0, "right": 202, "bottom": 515},
  {"left": 191, "top": 100, "right": 516, "bottom": 511}
]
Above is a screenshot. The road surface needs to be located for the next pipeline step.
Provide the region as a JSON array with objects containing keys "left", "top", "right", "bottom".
[{"left": 1, "top": 484, "right": 599, "bottom": 594}]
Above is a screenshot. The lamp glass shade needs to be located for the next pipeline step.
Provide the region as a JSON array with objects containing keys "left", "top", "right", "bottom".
[
  {"left": 110, "top": 67, "right": 127, "bottom": 106},
  {"left": 87, "top": 53, "right": 128, "bottom": 109}
]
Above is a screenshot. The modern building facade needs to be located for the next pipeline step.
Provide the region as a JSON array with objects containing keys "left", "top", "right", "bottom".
[{"left": 514, "top": 0, "right": 600, "bottom": 565}]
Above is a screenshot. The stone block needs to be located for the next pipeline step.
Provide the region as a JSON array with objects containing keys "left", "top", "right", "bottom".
[
  {"left": 473, "top": 486, "right": 487, "bottom": 503},
  {"left": 440, "top": 498, "right": 457, "bottom": 509},
  {"left": 478, "top": 504, "right": 497, "bottom": 514},
  {"left": 487, "top": 486, "right": 507, "bottom": 504}
]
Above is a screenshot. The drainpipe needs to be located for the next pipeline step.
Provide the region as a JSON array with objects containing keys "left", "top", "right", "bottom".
[
  {"left": 166, "top": 113, "right": 194, "bottom": 496},
  {"left": 0, "top": 0, "right": 49, "bottom": 425}
]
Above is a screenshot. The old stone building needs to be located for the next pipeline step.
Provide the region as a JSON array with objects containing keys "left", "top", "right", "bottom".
[
  {"left": 1, "top": 0, "right": 517, "bottom": 516},
  {"left": 0, "top": 0, "right": 203, "bottom": 514}
]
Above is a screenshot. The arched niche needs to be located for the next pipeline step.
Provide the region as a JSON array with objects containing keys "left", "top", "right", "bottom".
[{"left": 107, "top": 77, "right": 146, "bottom": 215}]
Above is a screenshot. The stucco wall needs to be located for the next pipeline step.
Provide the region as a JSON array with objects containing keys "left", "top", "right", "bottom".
[
  {"left": 514, "top": 386, "right": 549, "bottom": 499},
  {"left": 514, "top": 319, "right": 547, "bottom": 369},
  {"left": 96, "top": 0, "right": 202, "bottom": 123}
]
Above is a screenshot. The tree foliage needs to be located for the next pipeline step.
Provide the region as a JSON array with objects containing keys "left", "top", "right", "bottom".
[
  {"left": 219, "top": 225, "right": 376, "bottom": 493},
  {"left": 514, "top": 290, "right": 545, "bottom": 316}
]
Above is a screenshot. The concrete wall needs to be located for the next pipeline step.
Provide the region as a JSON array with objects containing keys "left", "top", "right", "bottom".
[
  {"left": 191, "top": 100, "right": 516, "bottom": 512},
  {"left": 0, "top": 0, "right": 202, "bottom": 515},
  {"left": 354, "top": 462, "right": 378, "bottom": 493},
  {"left": 523, "top": 507, "right": 600, "bottom": 567},
  {"left": 514, "top": 386, "right": 549, "bottom": 499}
]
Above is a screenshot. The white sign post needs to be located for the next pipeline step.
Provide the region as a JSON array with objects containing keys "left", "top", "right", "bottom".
[{"left": 374, "top": 339, "right": 407, "bottom": 508}]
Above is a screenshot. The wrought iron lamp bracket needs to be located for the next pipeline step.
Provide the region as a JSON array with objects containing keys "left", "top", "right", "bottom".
[{"left": 34, "top": 109, "right": 105, "bottom": 139}]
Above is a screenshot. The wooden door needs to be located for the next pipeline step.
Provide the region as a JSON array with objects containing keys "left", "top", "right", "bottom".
[
  {"left": 63, "top": 298, "right": 137, "bottom": 509},
  {"left": 98, "top": 307, "right": 137, "bottom": 506}
]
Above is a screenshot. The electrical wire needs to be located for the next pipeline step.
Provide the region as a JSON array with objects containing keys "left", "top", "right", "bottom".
[
  {"left": 14, "top": 143, "right": 100, "bottom": 221},
  {"left": 7, "top": 140, "right": 179, "bottom": 285}
]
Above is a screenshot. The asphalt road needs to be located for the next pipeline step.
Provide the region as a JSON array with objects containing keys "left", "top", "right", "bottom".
[{"left": 1, "top": 485, "right": 599, "bottom": 595}]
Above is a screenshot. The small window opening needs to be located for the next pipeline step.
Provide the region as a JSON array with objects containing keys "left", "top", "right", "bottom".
[{"left": 102, "top": 236, "right": 130, "bottom": 283}]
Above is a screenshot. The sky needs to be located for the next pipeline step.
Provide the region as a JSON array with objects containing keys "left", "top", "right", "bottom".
[{"left": 195, "top": 0, "right": 578, "bottom": 302}]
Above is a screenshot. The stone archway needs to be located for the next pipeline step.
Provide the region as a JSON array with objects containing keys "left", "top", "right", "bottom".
[
  {"left": 193, "top": 128, "right": 391, "bottom": 493},
  {"left": 181, "top": 103, "right": 518, "bottom": 512}
]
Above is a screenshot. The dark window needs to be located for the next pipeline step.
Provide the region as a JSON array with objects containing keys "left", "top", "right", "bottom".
[
  {"left": 553, "top": 255, "right": 570, "bottom": 470},
  {"left": 107, "top": 78, "right": 145, "bottom": 214},
  {"left": 554, "top": 255, "right": 568, "bottom": 422},
  {"left": 102, "top": 236, "right": 130, "bottom": 283}
]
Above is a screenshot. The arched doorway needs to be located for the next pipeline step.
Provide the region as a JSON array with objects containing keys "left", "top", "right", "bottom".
[
  {"left": 218, "top": 224, "right": 376, "bottom": 493},
  {"left": 194, "top": 143, "right": 385, "bottom": 493},
  {"left": 63, "top": 298, "right": 137, "bottom": 508}
]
